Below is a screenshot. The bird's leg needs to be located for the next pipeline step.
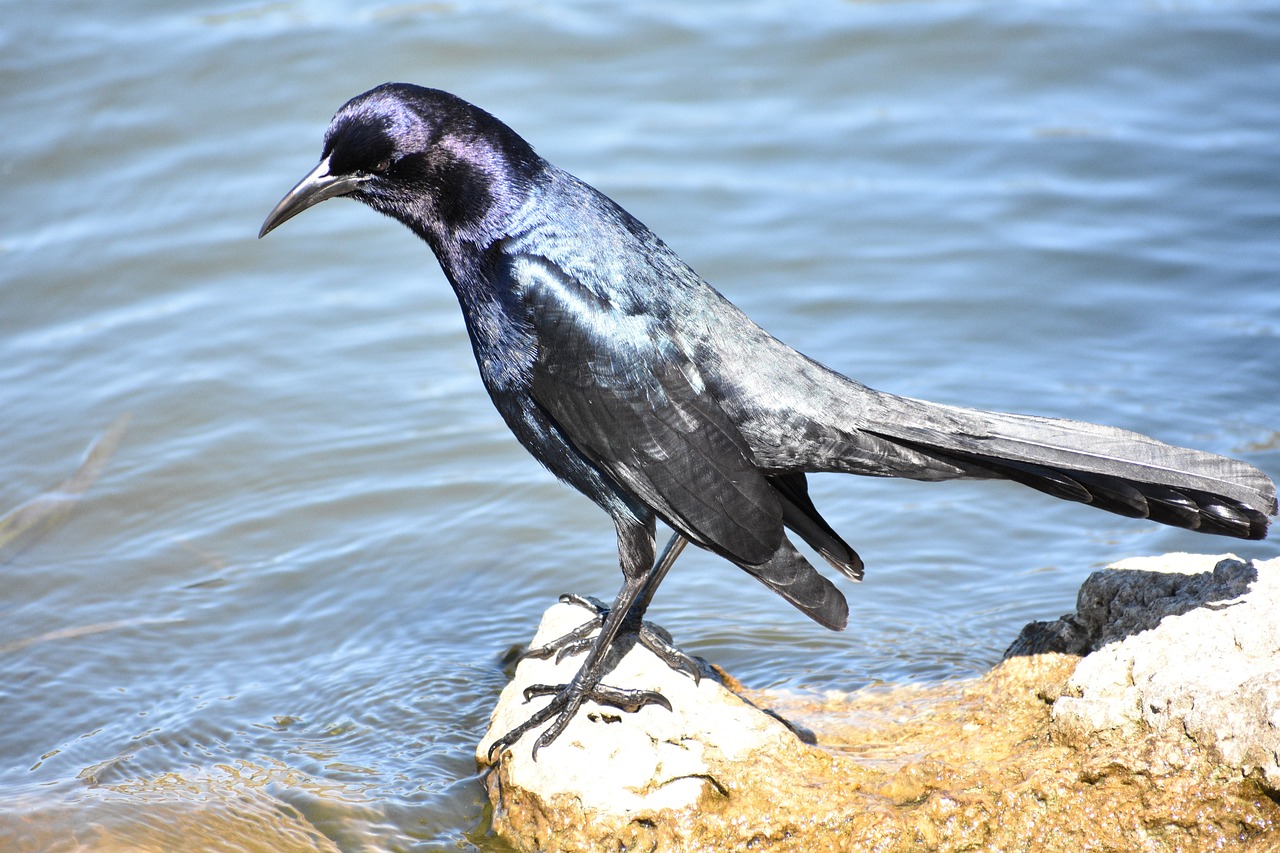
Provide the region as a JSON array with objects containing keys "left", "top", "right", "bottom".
[
  {"left": 518, "top": 533, "right": 701, "bottom": 681},
  {"left": 620, "top": 533, "right": 701, "bottom": 681},
  {"left": 623, "top": 531, "right": 687, "bottom": 624}
]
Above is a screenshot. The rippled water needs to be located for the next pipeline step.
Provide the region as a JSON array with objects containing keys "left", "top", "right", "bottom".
[{"left": 3, "top": 1, "right": 1278, "bottom": 849}]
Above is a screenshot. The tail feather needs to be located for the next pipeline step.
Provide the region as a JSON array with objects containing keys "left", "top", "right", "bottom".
[
  {"left": 856, "top": 395, "right": 1276, "bottom": 522},
  {"left": 724, "top": 373, "right": 1274, "bottom": 629},
  {"left": 852, "top": 388, "right": 1276, "bottom": 540},
  {"left": 1134, "top": 483, "right": 1201, "bottom": 528},
  {"left": 1193, "top": 490, "right": 1271, "bottom": 539},
  {"left": 941, "top": 448, "right": 1271, "bottom": 539}
]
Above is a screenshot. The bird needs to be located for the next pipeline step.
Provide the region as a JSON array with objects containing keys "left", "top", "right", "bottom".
[{"left": 259, "top": 83, "right": 1276, "bottom": 758}]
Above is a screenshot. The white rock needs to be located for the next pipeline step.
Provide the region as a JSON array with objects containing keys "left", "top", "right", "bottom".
[
  {"left": 1047, "top": 554, "right": 1280, "bottom": 789},
  {"left": 477, "top": 602, "right": 802, "bottom": 816}
]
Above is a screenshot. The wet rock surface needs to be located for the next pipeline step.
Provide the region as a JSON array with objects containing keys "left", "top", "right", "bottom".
[{"left": 479, "top": 555, "right": 1280, "bottom": 851}]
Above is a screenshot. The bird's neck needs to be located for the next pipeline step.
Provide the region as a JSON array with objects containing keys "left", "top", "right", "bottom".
[{"left": 421, "top": 225, "right": 538, "bottom": 396}]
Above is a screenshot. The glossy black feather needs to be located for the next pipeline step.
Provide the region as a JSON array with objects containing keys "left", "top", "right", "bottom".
[
  {"left": 735, "top": 537, "right": 849, "bottom": 631},
  {"left": 522, "top": 252, "right": 782, "bottom": 565},
  {"left": 770, "top": 472, "right": 864, "bottom": 581}
]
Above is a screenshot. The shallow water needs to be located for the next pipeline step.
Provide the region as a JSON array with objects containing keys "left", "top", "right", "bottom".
[{"left": 2, "top": 1, "right": 1278, "bottom": 849}]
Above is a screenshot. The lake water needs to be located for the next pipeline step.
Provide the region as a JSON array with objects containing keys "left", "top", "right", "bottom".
[{"left": 2, "top": 1, "right": 1278, "bottom": 849}]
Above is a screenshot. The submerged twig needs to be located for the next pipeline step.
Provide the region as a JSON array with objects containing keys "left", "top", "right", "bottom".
[{"left": 0, "top": 413, "right": 131, "bottom": 561}]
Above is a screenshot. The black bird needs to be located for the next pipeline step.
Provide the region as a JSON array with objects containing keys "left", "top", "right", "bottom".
[{"left": 260, "top": 83, "right": 1276, "bottom": 757}]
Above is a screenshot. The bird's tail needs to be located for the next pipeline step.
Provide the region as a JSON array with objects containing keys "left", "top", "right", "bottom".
[
  {"left": 725, "top": 362, "right": 1273, "bottom": 630},
  {"left": 850, "top": 390, "right": 1276, "bottom": 540}
]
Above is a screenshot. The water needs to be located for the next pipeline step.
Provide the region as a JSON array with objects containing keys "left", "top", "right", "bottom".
[{"left": 3, "top": 1, "right": 1278, "bottom": 849}]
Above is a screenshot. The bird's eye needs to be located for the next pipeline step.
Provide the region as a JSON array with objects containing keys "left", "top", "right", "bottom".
[{"left": 371, "top": 158, "right": 392, "bottom": 174}]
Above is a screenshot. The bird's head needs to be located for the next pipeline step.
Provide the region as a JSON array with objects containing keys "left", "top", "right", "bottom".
[{"left": 259, "top": 83, "right": 539, "bottom": 244}]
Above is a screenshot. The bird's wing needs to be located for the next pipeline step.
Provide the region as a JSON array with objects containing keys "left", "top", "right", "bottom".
[{"left": 515, "top": 253, "right": 782, "bottom": 565}]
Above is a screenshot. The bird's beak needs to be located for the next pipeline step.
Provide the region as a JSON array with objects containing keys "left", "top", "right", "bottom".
[{"left": 258, "top": 155, "right": 369, "bottom": 238}]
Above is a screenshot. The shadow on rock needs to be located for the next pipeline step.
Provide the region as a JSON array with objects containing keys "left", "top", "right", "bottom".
[{"left": 1004, "top": 553, "right": 1258, "bottom": 658}]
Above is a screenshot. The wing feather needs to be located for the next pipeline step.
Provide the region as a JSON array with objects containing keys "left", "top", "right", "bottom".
[{"left": 518, "top": 253, "right": 782, "bottom": 565}]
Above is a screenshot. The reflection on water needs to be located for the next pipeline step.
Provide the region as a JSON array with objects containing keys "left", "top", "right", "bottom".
[
  {"left": 0, "top": 414, "right": 130, "bottom": 562},
  {"left": 2, "top": 2, "right": 1278, "bottom": 849}
]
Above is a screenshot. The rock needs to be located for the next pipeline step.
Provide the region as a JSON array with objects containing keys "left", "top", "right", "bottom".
[
  {"left": 479, "top": 556, "right": 1280, "bottom": 851},
  {"left": 1005, "top": 552, "right": 1260, "bottom": 657},
  {"left": 1042, "top": 554, "right": 1280, "bottom": 790},
  {"left": 476, "top": 602, "right": 819, "bottom": 849}
]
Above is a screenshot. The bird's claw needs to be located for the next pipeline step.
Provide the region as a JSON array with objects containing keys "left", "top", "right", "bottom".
[
  {"left": 636, "top": 623, "right": 704, "bottom": 685},
  {"left": 518, "top": 618, "right": 602, "bottom": 663},
  {"left": 559, "top": 592, "right": 610, "bottom": 612},
  {"left": 486, "top": 680, "right": 672, "bottom": 762},
  {"left": 489, "top": 589, "right": 698, "bottom": 762},
  {"left": 522, "top": 681, "right": 673, "bottom": 713},
  {"left": 521, "top": 593, "right": 703, "bottom": 683},
  {"left": 517, "top": 593, "right": 609, "bottom": 663}
]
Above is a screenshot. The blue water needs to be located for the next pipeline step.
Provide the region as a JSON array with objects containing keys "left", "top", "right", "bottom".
[{"left": 2, "top": 2, "right": 1278, "bottom": 849}]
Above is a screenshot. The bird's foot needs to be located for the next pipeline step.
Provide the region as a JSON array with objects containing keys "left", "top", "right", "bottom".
[
  {"left": 560, "top": 592, "right": 610, "bottom": 613},
  {"left": 520, "top": 593, "right": 703, "bottom": 684},
  {"left": 634, "top": 621, "right": 704, "bottom": 684},
  {"left": 517, "top": 594, "right": 606, "bottom": 663},
  {"left": 485, "top": 676, "right": 672, "bottom": 761}
]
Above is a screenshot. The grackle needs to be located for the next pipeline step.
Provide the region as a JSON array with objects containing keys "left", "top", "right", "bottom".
[{"left": 260, "top": 83, "right": 1275, "bottom": 758}]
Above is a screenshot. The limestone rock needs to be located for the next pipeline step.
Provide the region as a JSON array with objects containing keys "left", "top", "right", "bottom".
[
  {"left": 476, "top": 602, "right": 816, "bottom": 849},
  {"left": 1041, "top": 554, "right": 1280, "bottom": 790}
]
